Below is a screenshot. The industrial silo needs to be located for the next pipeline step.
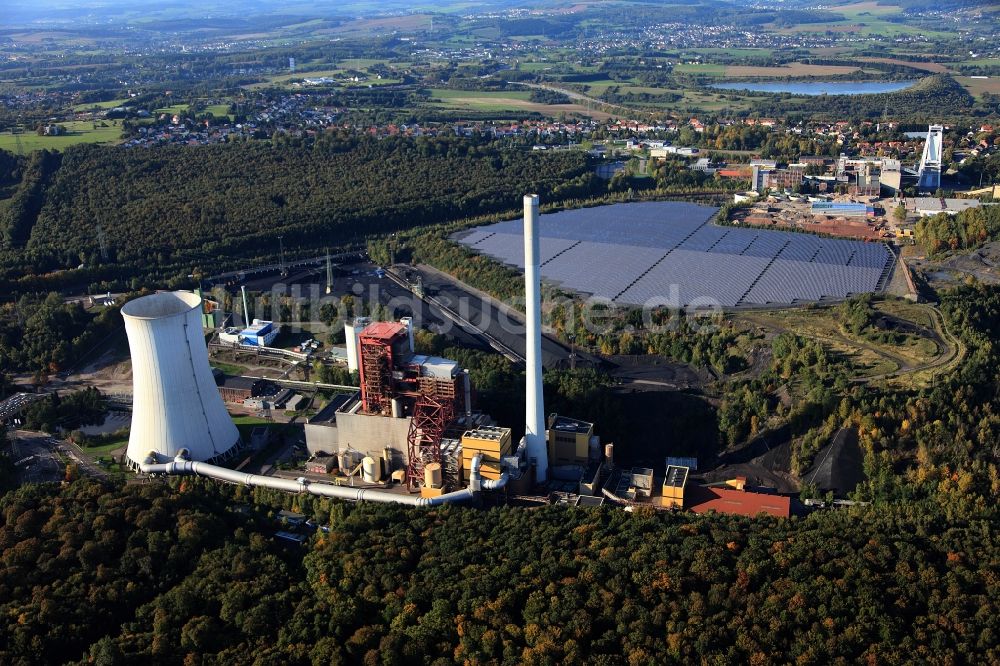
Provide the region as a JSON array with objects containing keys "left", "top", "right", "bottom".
[{"left": 123, "top": 291, "right": 241, "bottom": 467}]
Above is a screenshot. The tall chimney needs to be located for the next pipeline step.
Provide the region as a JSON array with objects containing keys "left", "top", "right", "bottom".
[
  {"left": 523, "top": 194, "right": 548, "bottom": 483},
  {"left": 240, "top": 285, "right": 250, "bottom": 327}
]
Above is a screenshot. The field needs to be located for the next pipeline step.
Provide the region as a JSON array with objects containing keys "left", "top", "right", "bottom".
[
  {"left": 956, "top": 76, "right": 1000, "bottom": 96},
  {"left": 0, "top": 120, "right": 122, "bottom": 153},
  {"left": 678, "top": 63, "right": 861, "bottom": 78},
  {"left": 428, "top": 88, "right": 613, "bottom": 119},
  {"left": 860, "top": 57, "right": 950, "bottom": 73},
  {"left": 72, "top": 98, "right": 131, "bottom": 111},
  {"left": 154, "top": 104, "right": 190, "bottom": 115},
  {"left": 204, "top": 103, "right": 233, "bottom": 119}
]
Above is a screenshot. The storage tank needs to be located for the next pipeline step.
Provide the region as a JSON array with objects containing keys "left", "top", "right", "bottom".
[
  {"left": 424, "top": 462, "right": 442, "bottom": 489},
  {"left": 604, "top": 443, "right": 614, "bottom": 465},
  {"left": 391, "top": 397, "right": 403, "bottom": 418},
  {"left": 123, "top": 291, "right": 241, "bottom": 467},
  {"left": 382, "top": 446, "right": 393, "bottom": 474},
  {"left": 362, "top": 456, "right": 381, "bottom": 483}
]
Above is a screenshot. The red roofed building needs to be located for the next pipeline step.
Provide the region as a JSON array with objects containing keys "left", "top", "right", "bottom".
[{"left": 685, "top": 485, "right": 791, "bottom": 518}]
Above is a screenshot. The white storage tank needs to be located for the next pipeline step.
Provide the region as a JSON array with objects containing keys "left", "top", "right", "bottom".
[{"left": 362, "top": 456, "right": 382, "bottom": 483}]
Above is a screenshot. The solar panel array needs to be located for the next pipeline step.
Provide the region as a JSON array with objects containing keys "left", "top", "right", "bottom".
[{"left": 454, "top": 202, "right": 893, "bottom": 307}]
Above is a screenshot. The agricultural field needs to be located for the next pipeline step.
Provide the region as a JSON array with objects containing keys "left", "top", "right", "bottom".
[
  {"left": 677, "top": 63, "right": 861, "bottom": 78},
  {"left": 72, "top": 98, "right": 131, "bottom": 111},
  {"left": 428, "top": 88, "right": 612, "bottom": 119},
  {"left": 0, "top": 120, "right": 122, "bottom": 153},
  {"left": 956, "top": 76, "right": 1000, "bottom": 96},
  {"left": 860, "top": 57, "right": 951, "bottom": 74},
  {"left": 674, "top": 63, "right": 728, "bottom": 76}
]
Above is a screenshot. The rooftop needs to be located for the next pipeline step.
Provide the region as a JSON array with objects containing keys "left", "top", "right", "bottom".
[
  {"left": 243, "top": 320, "right": 275, "bottom": 334},
  {"left": 549, "top": 414, "right": 593, "bottom": 434},
  {"left": 664, "top": 465, "right": 689, "bottom": 489},
  {"left": 464, "top": 425, "right": 510, "bottom": 441},
  {"left": 359, "top": 321, "right": 407, "bottom": 342},
  {"left": 219, "top": 375, "right": 261, "bottom": 390},
  {"left": 307, "top": 392, "right": 356, "bottom": 425},
  {"left": 686, "top": 485, "right": 791, "bottom": 518}
]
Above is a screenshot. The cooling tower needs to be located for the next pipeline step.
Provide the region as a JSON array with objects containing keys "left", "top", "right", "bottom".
[
  {"left": 123, "top": 291, "right": 241, "bottom": 467},
  {"left": 523, "top": 194, "right": 548, "bottom": 483}
]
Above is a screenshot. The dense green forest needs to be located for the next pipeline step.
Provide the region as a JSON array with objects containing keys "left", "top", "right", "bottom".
[
  {"left": 0, "top": 293, "right": 123, "bottom": 374},
  {"left": 0, "top": 476, "right": 997, "bottom": 665},
  {"left": 0, "top": 137, "right": 598, "bottom": 293}
]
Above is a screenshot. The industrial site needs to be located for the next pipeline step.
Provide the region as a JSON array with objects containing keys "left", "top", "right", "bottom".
[{"left": 82, "top": 194, "right": 811, "bottom": 518}]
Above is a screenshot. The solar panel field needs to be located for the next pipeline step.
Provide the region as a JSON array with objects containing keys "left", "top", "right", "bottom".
[{"left": 453, "top": 202, "right": 894, "bottom": 308}]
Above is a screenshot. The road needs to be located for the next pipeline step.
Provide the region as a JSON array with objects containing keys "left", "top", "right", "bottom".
[
  {"left": 9, "top": 431, "right": 109, "bottom": 483},
  {"left": 509, "top": 81, "right": 643, "bottom": 118}
]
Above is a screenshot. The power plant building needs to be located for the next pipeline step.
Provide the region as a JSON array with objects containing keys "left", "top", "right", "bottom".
[
  {"left": 547, "top": 414, "right": 595, "bottom": 467},
  {"left": 461, "top": 426, "right": 513, "bottom": 481}
]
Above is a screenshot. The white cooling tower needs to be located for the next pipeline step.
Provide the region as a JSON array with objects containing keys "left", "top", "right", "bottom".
[
  {"left": 123, "top": 291, "right": 241, "bottom": 467},
  {"left": 523, "top": 193, "right": 548, "bottom": 483}
]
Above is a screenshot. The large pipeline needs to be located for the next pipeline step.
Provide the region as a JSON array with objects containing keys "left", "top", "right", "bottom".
[{"left": 140, "top": 452, "right": 508, "bottom": 507}]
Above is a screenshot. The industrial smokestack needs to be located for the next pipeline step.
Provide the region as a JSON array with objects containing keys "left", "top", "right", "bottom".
[
  {"left": 123, "top": 291, "right": 241, "bottom": 467},
  {"left": 523, "top": 194, "right": 548, "bottom": 483},
  {"left": 240, "top": 285, "right": 250, "bottom": 327}
]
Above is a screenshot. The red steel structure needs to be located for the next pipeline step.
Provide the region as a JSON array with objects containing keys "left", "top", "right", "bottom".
[
  {"left": 357, "top": 322, "right": 408, "bottom": 415},
  {"left": 406, "top": 395, "right": 453, "bottom": 491}
]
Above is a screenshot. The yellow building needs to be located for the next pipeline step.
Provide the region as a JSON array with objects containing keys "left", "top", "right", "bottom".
[
  {"left": 660, "top": 465, "right": 689, "bottom": 509},
  {"left": 461, "top": 425, "right": 512, "bottom": 481},
  {"left": 547, "top": 414, "right": 594, "bottom": 467}
]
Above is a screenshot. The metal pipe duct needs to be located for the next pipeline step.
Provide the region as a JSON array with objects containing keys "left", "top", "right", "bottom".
[
  {"left": 138, "top": 451, "right": 495, "bottom": 507},
  {"left": 523, "top": 194, "right": 548, "bottom": 483},
  {"left": 123, "top": 291, "right": 240, "bottom": 467}
]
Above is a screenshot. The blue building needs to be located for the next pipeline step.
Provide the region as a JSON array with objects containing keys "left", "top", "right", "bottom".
[{"left": 240, "top": 319, "right": 279, "bottom": 347}]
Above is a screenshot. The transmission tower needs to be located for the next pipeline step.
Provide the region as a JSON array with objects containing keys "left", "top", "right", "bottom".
[{"left": 96, "top": 225, "right": 109, "bottom": 262}]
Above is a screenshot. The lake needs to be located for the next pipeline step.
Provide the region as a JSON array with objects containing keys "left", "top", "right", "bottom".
[{"left": 710, "top": 80, "right": 917, "bottom": 96}]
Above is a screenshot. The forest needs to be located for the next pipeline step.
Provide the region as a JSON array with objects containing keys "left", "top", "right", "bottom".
[
  {"left": 0, "top": 136, "right": 597, "bottom": 294},
  {"left": 914, "top": 205, "right": 1000, "bottom": 256},
  {"left": 0, "top": 475, "right": 996, "bottom": 665}
]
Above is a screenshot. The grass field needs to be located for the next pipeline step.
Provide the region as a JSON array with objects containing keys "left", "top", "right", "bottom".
[
  {"left": 428, "top": 87, "right": 613, "bottom": 119},
  {"left": 674, "top": 63, "right": 727, "bottom": 76},
  {"left": 210, "top": 360, "right": 248, "bottom": 375},
  {"left": 72, "top": 98, "right": 131, "bottom": 111},
  {"left": 82, "top": 436, "right": 128, "bottom": 457},
  {"left": 154, "top": 103, "right": 190, "bottom": 115},
  {"left": 0, "top": 120, "right": 122, "bottom": 153},
  {"left": 686, "top": 48, "right": 774, "bottom": 58},
  {"left": 204, "top": 103, "right": 233, "bottom": 119}
]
